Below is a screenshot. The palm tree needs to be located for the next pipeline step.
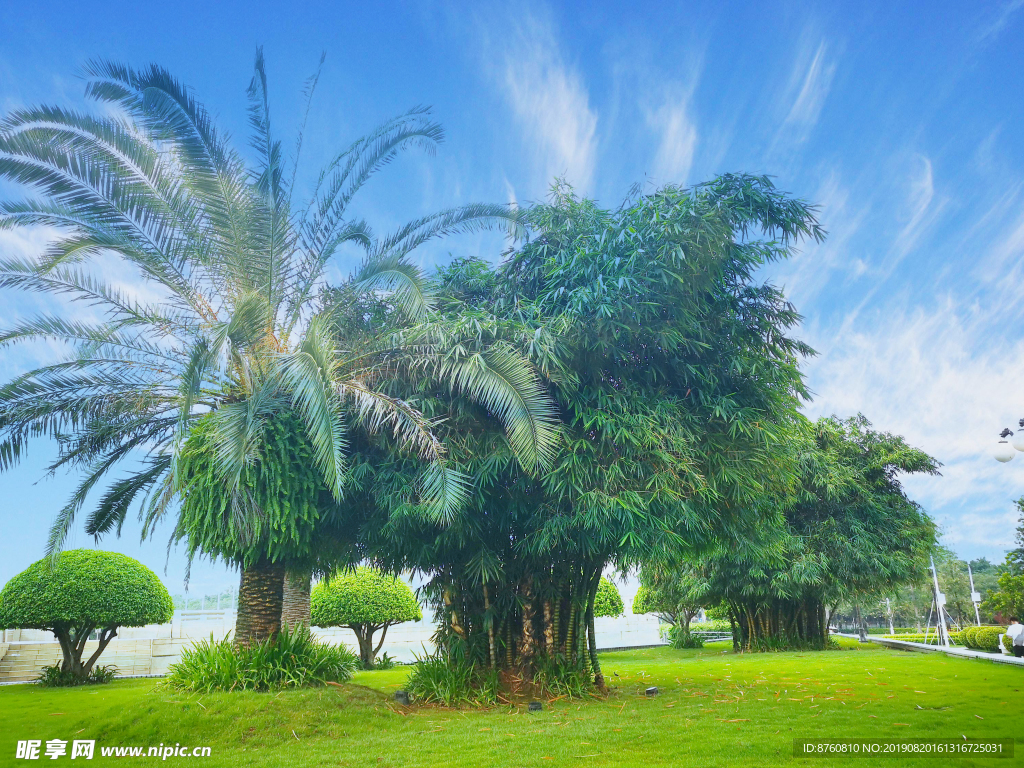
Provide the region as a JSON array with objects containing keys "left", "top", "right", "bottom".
[{"left": 0, "top": 51, "right": 558, "bottom": 642}]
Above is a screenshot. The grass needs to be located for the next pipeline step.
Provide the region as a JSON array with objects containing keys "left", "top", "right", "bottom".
[{"left": 2, "top": 640, "right": 1022, "bottom": 767}]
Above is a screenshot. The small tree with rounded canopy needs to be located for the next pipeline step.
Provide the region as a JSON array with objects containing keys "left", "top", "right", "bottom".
[
  {"left": 632, "top": 567, "right": 707, "bottom": 635},
  {"left": 311, "top": 567, "right": 422, "bottom": 667},
  {"left": 0, "top": 550, "right": 173, "bottom": 682},
  {"left": 593, "top": 578, "right": 624, "bottom": 618}
]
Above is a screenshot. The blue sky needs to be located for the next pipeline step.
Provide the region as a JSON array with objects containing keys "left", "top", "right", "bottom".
[{"left": 1, "top": 0, "right": 1023, "bottom": 592}]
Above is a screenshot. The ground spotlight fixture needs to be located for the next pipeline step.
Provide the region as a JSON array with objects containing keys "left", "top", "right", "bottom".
[
  {"left": 528, "top": 701, "right": 543, "bottom": 712},
  {"left": 994, "top": 428, "right": 1015, "bottom": 462}
]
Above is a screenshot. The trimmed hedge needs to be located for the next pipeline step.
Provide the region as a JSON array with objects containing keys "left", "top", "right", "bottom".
[
  {"left": 594, "top": 578, "right": 624, "bottom": 618},
  {"left": 691, "top": 619, "right": 732, "bottom": 633},
  {"left": 975, "top": 627, "right": 1005, "bottom": 654},
  {"left": 960, "top": 626, "right": 978, "bottom": 647},
  {"left": 959, "top": 625, "right": 1006, "bottom": 652}
]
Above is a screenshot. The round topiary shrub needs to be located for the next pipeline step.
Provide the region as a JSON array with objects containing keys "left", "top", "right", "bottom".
[
  {"left": 1003, "top": 633, "right": 1014, "bottom": 654},
  {"left": 0, "top": 550, "right": 173, "bottom": 684},
  {"left": 594, "top": 577, "right": 624, "bottom": 618},
  {"left": 960, "top": 626, "right": 977, "bottom": 648},
  {"left": 975, "top": 627, "right": 1005, "bottom": 654},
  {"left": 311, "top": 567, "right": 421, "bottom": 668}
]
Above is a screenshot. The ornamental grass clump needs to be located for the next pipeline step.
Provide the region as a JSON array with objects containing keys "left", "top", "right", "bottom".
[
  {"left": 37, "top": 664, "right": 117, "bottom": 687},
  {"left": 165, "top": 624, "right": 358, "bottom": 693},
  {"left": 405, "top": 651, "right": 500, "bottom": 707}
]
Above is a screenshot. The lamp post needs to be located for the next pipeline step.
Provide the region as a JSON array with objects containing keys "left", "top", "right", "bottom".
[{"left": 993, "top": 419, "right": 1024, "bottom": 462}]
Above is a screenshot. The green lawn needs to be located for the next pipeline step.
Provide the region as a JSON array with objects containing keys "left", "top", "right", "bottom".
[{"left": 2, "top": 641, "right": 1021, "bottom": 767}]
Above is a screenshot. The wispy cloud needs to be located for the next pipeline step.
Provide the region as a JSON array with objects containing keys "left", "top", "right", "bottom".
[
  {"left": 892, "top": 155, "right": 942, "bottom": 260},
  {"left": 803, "top": 283, "right": 1024, "bottom": 556},
  {"left": 784, "top": 42, "right": 836, "bottom": 131},
  {"left": 645, "top": 87, "right": 699, "bottom": 187},
  {"left": 771, "top": 39, "right": 836, "bottom": 156},
  {"left": 772, "top": 171, "right": 870, "bottom": 307},
  {"left": 974, "top": 0, "right": 1024, "bottom": 45},
  {"left": 493, "top": 14, "right": 598, "bottom": 195}
]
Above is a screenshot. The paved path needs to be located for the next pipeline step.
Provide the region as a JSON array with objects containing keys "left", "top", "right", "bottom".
[{"left": 836, "top": 633, "right": 1024, "bottom": 667}]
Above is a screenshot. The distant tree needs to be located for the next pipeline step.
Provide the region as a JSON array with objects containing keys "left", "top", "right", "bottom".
[
  {"left": 969, "top": 557, "right": 997, "bottom": 574},
  {"left": 982, "top": 563, "right": 1024, "bottom": 622},
  {"left": 632, "top": 562, "right": 708, "bottom": 640},
  {"left": 1008, "top": 498, "right": 1024, "bottom": 576},
  {"left": 0, "top": 551, "right": 173, "bottom": 682},
  {"left": 310, "top": 567, "right": 422, "bottom": 667},
  {"left": 593, "top": 578, "right": 624, "bottom": 618},
  {"left": 698, "top": 415, "right": 938, "bottom": 650}
]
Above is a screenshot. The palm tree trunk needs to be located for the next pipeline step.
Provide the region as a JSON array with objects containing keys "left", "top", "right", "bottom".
[
  {"left": 235, "top": 559, "right": 285, "bottom": 646},
  {"left": 483, "top": 582, "right": 497, "bottom": 668},
  {"left": 519, "top": 575, "right": 535, "bottom": 669},
  {"left": 586, "top": 572, "right": 604, "bottom": 690},
  {"left": 543, "top": 599, "right": 554, "bottom": 654},
  {"left": 281, "top": 568, "right": 311, "bottom": 629}
]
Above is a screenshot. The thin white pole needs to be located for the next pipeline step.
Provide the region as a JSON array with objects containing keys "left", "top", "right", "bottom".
[
  {"left": 930, "top": 556, "right": 949, "bottom": 647},
  {"left": 886, "top": 598, "right": 895, "bottom": 635},
  {"left": 967, "top": 564, "right": 982, "bottom": 627},
  {"left": 923, "top": 599, "right": 935, "bottom": 645}
]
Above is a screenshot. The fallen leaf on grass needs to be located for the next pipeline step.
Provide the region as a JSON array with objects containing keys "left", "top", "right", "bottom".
[{"left": 975, "top": 715, "right": 984, "bottom": 720}]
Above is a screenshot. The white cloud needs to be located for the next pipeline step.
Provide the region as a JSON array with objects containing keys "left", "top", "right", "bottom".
[
  {"left": 645, "top": 89, "right": 698, "bottom": 186},
  {"left": 784, "top": 42, "right": 836, "bottom": 132},
  {"left": 769, "top": 39, "right": 836, "bottom": 157},
  {"left": 496, "top": 15, "right": 598, "bottom": 195},
  {"left": 802, "top": 294, "right": 1024, "bottom": 557},
  {"left": 772, "top": 171, "right": 869, "bottom": 306},
  {"left": 892, "top": 155, "right": 939, "bottom": 259},
  {"left": 974, "top": 0, "right": 1024, "bottom": 45}
]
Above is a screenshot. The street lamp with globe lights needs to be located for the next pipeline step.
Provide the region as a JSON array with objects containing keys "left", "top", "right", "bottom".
[{"left": 993, "top": 419, "right": 1024, "bottom": 462}]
